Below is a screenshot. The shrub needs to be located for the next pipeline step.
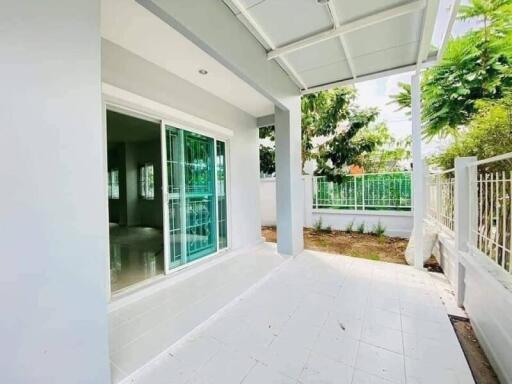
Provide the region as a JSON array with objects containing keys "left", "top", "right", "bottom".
[
  {"left": 357, "top": 222, "right": 365, "bottom": 233},
  {"left": 345, "top": 220, "right": 354, "bottom": 233}
]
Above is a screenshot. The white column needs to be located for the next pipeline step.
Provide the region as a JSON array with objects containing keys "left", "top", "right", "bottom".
[
  {"left": 0, "top": 2, "right": 111, "bottom": 383},
  {"left": 275, "top": 97, "right": 304, "bottom": 255},
  {"left": 411, "top": 73, "right": 425, "bottom": 269},
  {"left": 454, "top": 156, "right": 477, "bottom": 306}
]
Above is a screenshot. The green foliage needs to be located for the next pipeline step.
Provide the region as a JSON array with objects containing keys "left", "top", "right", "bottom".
[
  {"left": 430, "top": 95, "right": 512, "bottom": 169},
  {"left": 259, "top": 125, "right": 275, "bottom": 141},
  {"left": 314, "top": 106, "right": 379, "bottom": 182},
  {"left": 352, "top": 123, "right": 412, "bottom": 173},
  {"left": 388, "top": 0, "right": 512, "bottom": 138},
  {"left": 357, "top": 222, "right": 365, "bottom": 234},
  {"left": 372, "top": 221, "right": 386, "bottom": 237},
  {"left": 301, "top": 87, "right": 356, "bottom": 171},
  {"left": 259, "top": 144, "right": 275, "bottom": 176},
  {"left": 260, "top": 87, "right": 381, "bottom": 178},
  {"left": 345, "top": 220, "right": 354, "bottom": 233},
  {"left": 388, "top": 82, "right": 411, "bottom": 116}
]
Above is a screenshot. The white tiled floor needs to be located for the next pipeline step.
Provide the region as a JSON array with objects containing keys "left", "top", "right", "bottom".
[{"left": 123, "top": 247, "right": 474, "bottom": 384}]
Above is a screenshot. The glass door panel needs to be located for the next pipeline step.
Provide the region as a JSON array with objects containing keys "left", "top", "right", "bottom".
[
  {"left": 165, "top": 126, "right": 219, "bottom": 269},
  {"left": 166, "top": 127, "right": 185, "bottom": 268},
  {"left": 216, "top": 141, "right": 228, "bottom": 249},
  {"left": 183, "top": 131, "right": 217, "bottom": 261}
]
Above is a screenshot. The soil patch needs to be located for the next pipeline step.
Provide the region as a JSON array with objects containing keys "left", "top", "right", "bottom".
[
  {"left": 262, "top": 226, "right": 408, "bottom": 264},
  {"left": 450, "top": 316, "right": 500, "bottom": 384}
]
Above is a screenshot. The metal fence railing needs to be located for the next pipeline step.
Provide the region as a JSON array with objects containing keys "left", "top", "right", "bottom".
[
  {"left": 468, "top": 153, "right": 512, "bottom": 274},
  {"left": 427, "top": 169, "right": 455, "bottom": 233},
  {"left": 313, "top": 172, "right": 412, "bottom": 211}
]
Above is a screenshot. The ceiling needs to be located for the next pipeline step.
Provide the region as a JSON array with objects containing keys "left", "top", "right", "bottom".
[
  {"left": 223, "top": 0, "right": 446, "bottom": 92},
  {"left": 101, "top": 0, "right": 275, "bottom": 117}
]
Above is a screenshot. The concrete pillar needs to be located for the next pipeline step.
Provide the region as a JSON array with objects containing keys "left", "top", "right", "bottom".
[
  {"left": 454, "top": 156, "right": 477, "bottom": 306},
  {"left": 275, "top": 97, "right": 304, "bottom": 255},
  {"left": 411, "top": 73, "right": 425, "bottom": 269},
  {"left": 0, "top": 1, "right": 111, "bottom": 383}
]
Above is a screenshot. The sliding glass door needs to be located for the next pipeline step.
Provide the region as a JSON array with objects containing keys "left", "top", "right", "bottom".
[{"left": 164, "top": 125, "right": 228, "bottom": 270}]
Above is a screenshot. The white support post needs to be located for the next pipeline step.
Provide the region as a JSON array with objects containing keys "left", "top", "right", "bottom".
[
  {"left": 411, "top": 73, "right": 425, "bottom": 269},
  {"left": 454, "top": 156, "right": 477, "bottom": 306},
  {"left": 275, "top": 97, "right": 304, "bottom": 256}
]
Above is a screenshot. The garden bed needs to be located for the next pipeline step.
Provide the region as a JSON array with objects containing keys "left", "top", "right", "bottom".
[{"left": 261, "top": 226, "right": 408, "bottom": 264}]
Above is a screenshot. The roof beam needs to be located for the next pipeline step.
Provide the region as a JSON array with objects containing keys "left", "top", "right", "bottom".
[
  {"left": 326, "top": 1, "right": 357, "bottom": 79},
  {"left": 301, "top": 58, "right": 436, "bottom": 95},
  {"left": 437, "top": 0, "right": 461, "bottom": 60},
  {"left": 228, "top": 0, "right": 308, "bottom": 90},
  {"left": 416, "top": 0, "right": 440, "bottom": 69},
  {"left": 267, "top": 0, "right": 426, "bottom": 60}
]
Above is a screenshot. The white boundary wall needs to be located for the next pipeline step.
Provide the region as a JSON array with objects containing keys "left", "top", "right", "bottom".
[
  {"left": 429, "top": 157, "right": 512, "bottom": 384},
  {"left": 260, "top": 176, "right": 412, "bottom": 238}
]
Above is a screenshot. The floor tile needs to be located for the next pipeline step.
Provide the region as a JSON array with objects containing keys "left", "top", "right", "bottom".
[
  {"left": 360, "top": 323, "right": 403, "bottom": 354},
  {"left": 355, "top": 342, "right": 405, "bottom": 383},
  {"left": 299, "top": 352, "right": 353, "bottom": 384},
  {"left": 123, "top": 248, "right": 473, "bottom": 384},
  {"left": 242, "top": 363, "right": 297, "bottom": 384}
]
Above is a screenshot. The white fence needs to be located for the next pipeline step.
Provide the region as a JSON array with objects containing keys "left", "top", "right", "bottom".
[
  {"left": 313, "top": 172, "right": 412, "bottom": 211},
  {"left": 261, "top": 175, "right": 413, "bottom": 238},
  {"left": 427, "top": 154, "right": 512, "bottom": 384},
  {"left": 427, "top": 169, "right": 455, "bottom": 232}
]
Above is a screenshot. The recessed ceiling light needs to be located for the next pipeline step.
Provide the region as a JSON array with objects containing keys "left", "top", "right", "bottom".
[
  {"left": 317, "top": 0, "right": 330, "bottom": 4},
  {"left": 198, "top": 69, "right": 208, "bottom": 75}
]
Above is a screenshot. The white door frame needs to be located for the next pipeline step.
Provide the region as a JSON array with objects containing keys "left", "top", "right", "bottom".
[{"left": 103, "top": 85, "right": 233, "bottom": 297}]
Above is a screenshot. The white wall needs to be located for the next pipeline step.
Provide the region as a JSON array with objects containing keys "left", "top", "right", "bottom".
[
  {"left": 0, "top": 1, "right": 111, "bottom": 383},
  {"left": 260, "top": 177, "right": 413, "bottom": 238},
  {"left": 433, "top": 230, "right": 512, "bottom": 384},
  {"left": 102, "top": 40, "right": 262, "bottom": 251},
  {"left": 312, "top": 211, "right": 412, "bottom": 238}
]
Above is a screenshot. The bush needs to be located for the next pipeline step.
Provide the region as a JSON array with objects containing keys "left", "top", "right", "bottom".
[
  {"left": 357, "top": 222, "right": 365, "bottom": 233},
  {"left": 372, "top": 221, "right": 386, "bottom": 237},
  {"left": 430, "top": 96, "right": 512, "bottom": 170},
  {"left": 345, "top": 220, "right": 354, "bottom": 233}
]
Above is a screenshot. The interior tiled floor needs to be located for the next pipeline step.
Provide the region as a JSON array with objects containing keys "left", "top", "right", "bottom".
[
  {"left": 125, "top": 247, "right": 474, "bottom": 384},
  {"left": 109, "top": 224, "right": 164, "bottom": 292}
]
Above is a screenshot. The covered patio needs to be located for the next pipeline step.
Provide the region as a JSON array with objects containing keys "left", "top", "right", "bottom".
[
  {"left": 7, "top": 0, "right": 509, "bottom": 383},
  {"left": 121, "top": 243, "right": 473, "bottom": 383}
]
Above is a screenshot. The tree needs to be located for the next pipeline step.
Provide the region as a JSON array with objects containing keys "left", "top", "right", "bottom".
[
  {"left": 353, "top": 123, "right": 412, "bottom": 173},
  {"left": 260, "top": 87, "right": 379, "bottom": 180},
  {"left": 389, "top": 0, "right": 512, "bottom": 138},
  {"left": 301, "top": 88, "right": 354, "bottom": 170},
  {"left": 430, "top": 94, "right": 512, "bottom": 170},
  {"left": 314, "top": 106, "right": 379, "bottom": 181},
  {"left": 259, "top": 144, "right": 275, "bottom": 176},
  {"left": 259, "top": 125, "right": 275, "bottom": 176}
]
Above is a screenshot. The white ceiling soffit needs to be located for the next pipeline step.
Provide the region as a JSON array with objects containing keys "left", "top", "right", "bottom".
[
  {"left": 224, "top": 0, "right": 446, "bottom": 94},
  {"left": 101, "top": 0, "right": 274, "bottom": 117}
]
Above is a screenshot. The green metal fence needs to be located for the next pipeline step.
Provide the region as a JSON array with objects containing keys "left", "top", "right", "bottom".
[{"left": 313, "top": 172, "right": 412, "bottom": 211}]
